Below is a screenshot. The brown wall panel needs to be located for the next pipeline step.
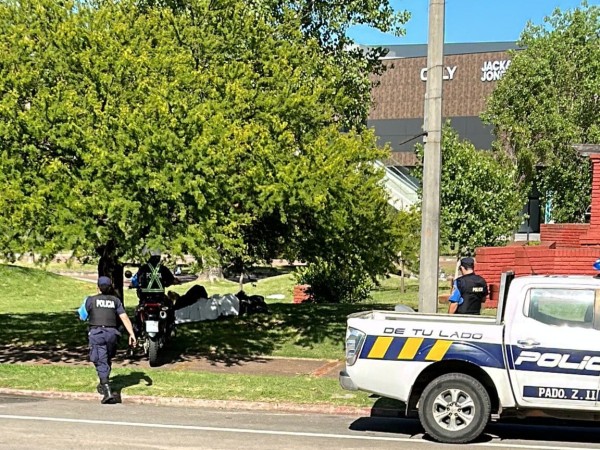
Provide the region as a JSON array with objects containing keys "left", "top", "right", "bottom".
[{"left": 369, "top": 51, "right": 512, "bottom": 120}]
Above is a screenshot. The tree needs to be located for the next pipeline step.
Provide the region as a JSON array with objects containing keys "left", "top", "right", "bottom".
[
  {"left": 483, "top": 2, "right": 600, "bottom": 222},
  {"left": 292, "top": 130, "right": 403, "bottom": 303},
  {"left": 414, "top": 125, "right": 524, "bottom": 257},
  {"left": 142, "top": 0, "right": 410, "bottom": 131},
  {"left": 394, "top": 206, "right": 421, "bottom": 274},
  {"left": 275, "top": 0, "right": 411, "bottom": 130},
  {"left": 0, "top": 0, "right": 401, "bottom": 301}
]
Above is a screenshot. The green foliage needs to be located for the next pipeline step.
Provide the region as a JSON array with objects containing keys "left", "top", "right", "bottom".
[
  {"left": 0, "top": 0, "right": 401, "bottom": 283},
  {"left": 145, "top": 0, "right": 410, "bottom": 131},
  {"left": 414, "top": 125, "right": 524, "bottom": 256},
  {"left": 483, "top": 2, "right": 600, "bottom": 222},
  {"left": 283, "top": 0, "right": 410, "bottom": 130},
  {"left": 394, "top": 206, "right": 421, "bottom": 273},
  {"left": 285, "top": 131, "right": 403, "bottom": 303},
  {"left": 296, "top": 258, "right": 374, "bottom": 304}
]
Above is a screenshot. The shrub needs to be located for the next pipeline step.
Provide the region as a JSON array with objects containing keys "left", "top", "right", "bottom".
[{"left": 296, "top": 259, "right": 373, "bottom": 304}]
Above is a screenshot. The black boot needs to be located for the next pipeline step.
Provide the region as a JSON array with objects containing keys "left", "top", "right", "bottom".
[
  {"left": 100, "top": 383, "right": 116, "bottom": 404},
  {"left": 96, "top": 383, "right": 103, "bottom": 395}
]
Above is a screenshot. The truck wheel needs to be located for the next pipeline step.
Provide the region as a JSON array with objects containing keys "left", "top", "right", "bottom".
[
  {"left": 148, "top": 339, "right": 160, "bottom": 367},
  {"left": 418, "top": 373, "right": 491, "bottom": 444}
]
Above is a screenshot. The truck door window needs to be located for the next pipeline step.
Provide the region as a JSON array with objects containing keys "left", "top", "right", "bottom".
[{"left": 526, "top": 288, "right": 595, "bottom": 328}]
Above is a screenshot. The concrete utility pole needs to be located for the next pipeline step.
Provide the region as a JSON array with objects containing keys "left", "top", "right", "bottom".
[{"left": 418, "top": 0, "right": 445, "bottom": 313}]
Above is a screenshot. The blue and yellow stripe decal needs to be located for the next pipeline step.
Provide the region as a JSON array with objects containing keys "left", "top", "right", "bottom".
[{"left": 359, "top": 336, "right": 505, "bottom": 369}]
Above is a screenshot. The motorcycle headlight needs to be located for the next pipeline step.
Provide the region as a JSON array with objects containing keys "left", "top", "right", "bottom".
[{"left": 345, "top": 327, "right": 366, "bottom": 366}]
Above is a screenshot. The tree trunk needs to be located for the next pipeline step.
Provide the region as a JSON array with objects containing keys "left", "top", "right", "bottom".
[
  {"left": 400, "top": 258, "right": 405, "bottom": 294},
  {"left": 97, "top": 241, "right": 124, "bottom": 304}
]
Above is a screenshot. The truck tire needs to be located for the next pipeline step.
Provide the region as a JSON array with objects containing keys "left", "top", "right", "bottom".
[
  {"left": 148, "top": 339, "right": 160, "bottom": 367},
  {"left": 418, "top": 373, "right": 491, "bottom": 444}
]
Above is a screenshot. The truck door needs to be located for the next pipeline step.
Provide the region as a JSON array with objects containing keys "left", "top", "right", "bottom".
[{"left": 506, "top": 286, "right": 600, "bottom": 408}]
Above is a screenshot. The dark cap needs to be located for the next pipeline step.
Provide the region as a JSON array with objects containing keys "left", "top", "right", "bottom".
[
  {"left": 460, "top": 257, "right": 475, "bottom": 268},
  {"left": 97, "top": 276, "right": 112, "bottom": 288}
]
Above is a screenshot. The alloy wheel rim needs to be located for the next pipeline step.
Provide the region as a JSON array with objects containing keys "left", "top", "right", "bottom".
[{"left": 431, "top": 388, "right": 475, "bottom": 431}]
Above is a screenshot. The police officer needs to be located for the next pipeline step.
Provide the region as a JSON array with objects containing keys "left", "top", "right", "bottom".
[
  {"left": 134, "top": 249, "right": 178, "bottom": 303},
  {"left": 78, "top": 276, "right": 136, "bottom": 404},
  {"left": 132, "top": 250, "right": 179, "bottom": 332},
  {"left": 448, "top": 257, "right": 489, "bottom": 315}
]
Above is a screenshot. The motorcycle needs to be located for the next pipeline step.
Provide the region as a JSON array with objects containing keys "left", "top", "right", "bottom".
[
  {"left": 124, "top": 269, "right": 176, "bottom": 367},
  {"left": 136, "top": 296, "right": 176, "bottom": 366}
]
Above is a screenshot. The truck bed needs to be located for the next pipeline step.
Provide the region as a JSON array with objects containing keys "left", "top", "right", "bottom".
[{"left": 349, "top": 309, "right": 498, "bottom": 324}]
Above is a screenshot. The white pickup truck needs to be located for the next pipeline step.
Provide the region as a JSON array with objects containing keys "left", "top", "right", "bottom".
[{"left": 340, "top": 272, "right": 600, "bottom": 443}]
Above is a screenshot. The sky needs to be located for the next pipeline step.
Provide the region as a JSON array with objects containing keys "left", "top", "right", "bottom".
[{"left": 347, "top": 0, "right": 598, "bottom": 45}]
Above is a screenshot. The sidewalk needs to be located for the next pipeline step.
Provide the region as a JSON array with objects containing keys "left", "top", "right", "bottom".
[
  {"left": 10, "top": 351, "right": 344, "bottom": 379},
  {"left": 157, "top": 356, "right": 344, "bottom": 379}
]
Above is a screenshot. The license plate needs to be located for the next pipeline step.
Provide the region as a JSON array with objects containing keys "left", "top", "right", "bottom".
[{"left": 145, "top": 320, "right": 159, "bottom": 333}]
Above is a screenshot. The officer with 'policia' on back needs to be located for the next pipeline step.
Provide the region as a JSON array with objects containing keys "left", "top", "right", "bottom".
[{"left": 78, "top": 276, "right": 136, "bottom": 403}]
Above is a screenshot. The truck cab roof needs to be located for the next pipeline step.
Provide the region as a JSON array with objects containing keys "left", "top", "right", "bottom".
[{"left": 508, "top": 274, "right": 600, "bottom": 287}]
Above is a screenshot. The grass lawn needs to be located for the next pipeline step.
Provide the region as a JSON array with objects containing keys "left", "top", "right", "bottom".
[
  {"left": 0, "top": 364, "right": 375, "bottom": 407},
  {"left": 0, "top": 263, "right": 482, "bottom": 406},
  {"left": 0, "top": 263, "right": 454, "bottom": 361}
]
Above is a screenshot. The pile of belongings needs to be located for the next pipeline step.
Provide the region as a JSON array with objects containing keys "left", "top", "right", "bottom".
[{"left": 172, "top": 286, "right": 269, "bottom": 324}]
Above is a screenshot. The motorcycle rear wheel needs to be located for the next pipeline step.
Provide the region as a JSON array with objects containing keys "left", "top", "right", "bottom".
[{"left": 148, "top": 339, "right": 160, "bottom": 367}]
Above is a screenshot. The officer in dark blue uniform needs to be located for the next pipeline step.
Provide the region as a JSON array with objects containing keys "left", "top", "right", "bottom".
[
  {"left": 78, "top": 276, "right": 136, "bottom": 404},
  {"left": 448, "top": 257, "right": 489, "bottom": 315}
]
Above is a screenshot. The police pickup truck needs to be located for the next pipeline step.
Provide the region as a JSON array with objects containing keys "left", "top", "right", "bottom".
[{"left": 340, "top": 272, "right": 600, "bottom": 443}]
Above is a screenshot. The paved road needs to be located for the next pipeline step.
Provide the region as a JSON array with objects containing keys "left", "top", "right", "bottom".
[{"left": 2, "top": 394, "right": 600, "bottom": 449}]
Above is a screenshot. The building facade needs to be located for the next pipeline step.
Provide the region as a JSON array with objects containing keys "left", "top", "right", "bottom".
[
  {"left": 367, "top": 42, "right": 518, "bottom": 164},
  {"left": 367, "top": 42, "right": 540, "bottom": 233}
]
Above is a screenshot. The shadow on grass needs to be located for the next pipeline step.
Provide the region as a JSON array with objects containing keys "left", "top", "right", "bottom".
[
  {"left": 110, "top": 371, "right": 153, "bottom": 403},
  {"left": 0, "top": 312, "right": 88, "bottom": 364},
  {"left": 168, "top": 302, "right": 391, "bottom": 365},
  {"left": 222, "top": 265, "right": 297, "bottom": 283},
  {"left": 0, "top": 302, "right": 395, "bottom": 366},
  {"left": 372, "top": 282, "right": 420, "bottom": 293}
]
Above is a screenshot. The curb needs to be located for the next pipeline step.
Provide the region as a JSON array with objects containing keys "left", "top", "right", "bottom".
[{"left": 0, "top": 387, "right": 373, "bottom": 416}]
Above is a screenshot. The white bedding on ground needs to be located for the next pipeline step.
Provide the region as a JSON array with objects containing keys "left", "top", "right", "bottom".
[{"left": 174, "top": 294, "right": 239, "bottom": 324}]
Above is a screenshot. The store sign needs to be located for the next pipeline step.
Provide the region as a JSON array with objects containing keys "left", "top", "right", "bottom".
[
  {"left": 480, "top": 60, "right": 511, "bottom": 81},
  {"left": 420, "top": 66, "right": 457, "bottom": 81}
]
